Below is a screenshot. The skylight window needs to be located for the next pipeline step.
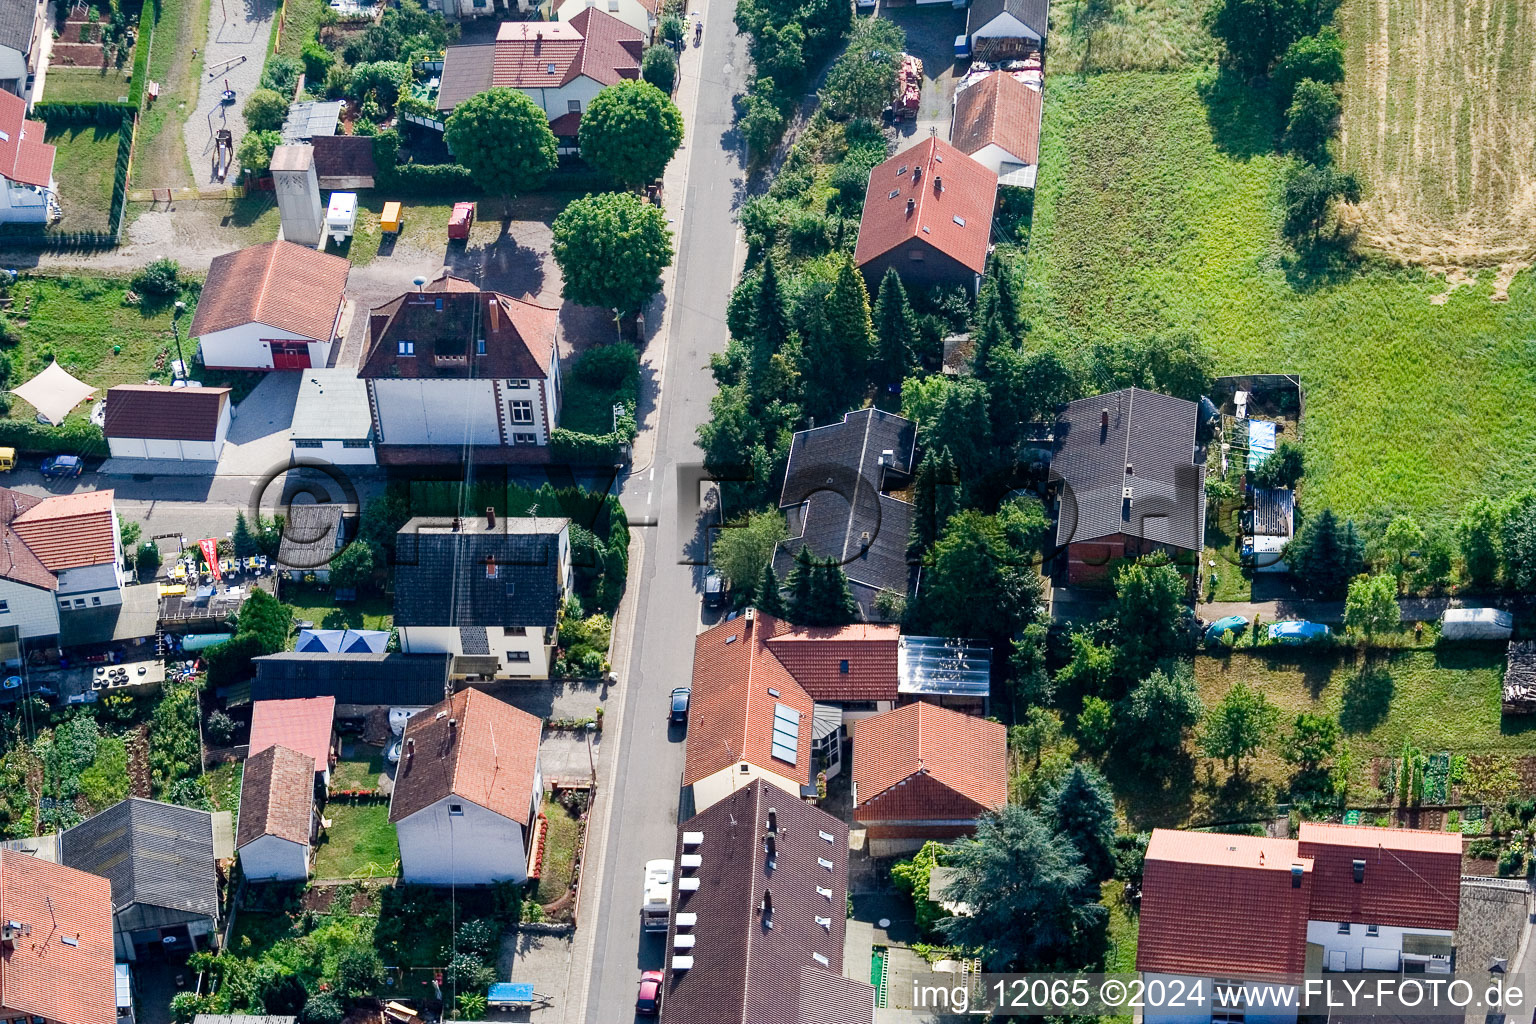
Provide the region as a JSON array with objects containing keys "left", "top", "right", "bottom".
[
  {"left": 547, "top": 62, "right": 557, "bottom": 74},
  {"left": 953, "top": 215, "right": 966, "bottom": 227},
  {"left": 770, "top": 703, "right": 799, "bottom": 765}
]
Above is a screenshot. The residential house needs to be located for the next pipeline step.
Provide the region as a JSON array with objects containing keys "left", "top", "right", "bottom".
[
  {"left": 435, "top": 10, "right": 643, "bottom": 154},
  {"left": 0, "top": 87, "right": 50, "bottom": 223},
  {"left": 0, "top": 487, "right": 123, "bottom": 645},
  {"left": 966, "top": 0, "right": 1048, "bottom": 57},
  {"left": 103, "top": 384, "right": 232, "bottom": 462},
  {"left": 0, "top": 0, "right": 44, "bottom": 98},
  {"left": 1137, "top": 824, "right": 1463, "bottom": 1024},
  {"left": 660, "top": 779, "right": 874, "bottom": 1024},
  {"left": 291, "top": 369, "right": 376, "bottom": 465},
  {"left": 236, "top": 745, "right": 317, "bottom": 882},
  {"left": 773, "top": 408, "right": 917, "bottom": 621},
  {"left": 427, "top": 0, "right": 534, "bottom": 21},
  {"left": 389, "top": 688, "right": 543, "bottom": 885},
  {"left": 554, "top": 0, "right": 658, "bottom": 45},
  {"left": 850, "top": 702, "right": 1006, "bottom": 854},
  {"left": 360, "top": 275, "right": 562, "bottom": 464},
  {"left": 392, "top": 512, "right": 572, "bottom": 679},
  {"left": 853, "top": 136, "right": 997, "bottom": 295},
  {"left": 58, "top": 798, "right": 220, "bottom": 962},
  {"left": 249, "top": 696, "right": 337, "bottom": 786},
  {"left": 1051, "top": 388, "right": 1206, "bottom": 585},
  {"left": 0, "top": 849, "right": 115, "bottom": 1024},
  {"left": 951, "top": 70, "right": 1043, "bottom": 187},
  {"left": 190, "top": 241, "right": 350, "bottom": 370},
  {"left": 274, "top": 504, "right": 353, "bottom": 582},
  {"left": 251, "top": 652, "right": 451, "bottom": 712}
]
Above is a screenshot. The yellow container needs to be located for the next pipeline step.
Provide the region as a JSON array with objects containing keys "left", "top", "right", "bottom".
[
  {"left": 380, "top": 201, "right": 403, "bottom": 234},
  {"left": 0, "top": 448, "right": 14, "bottom": 471}
]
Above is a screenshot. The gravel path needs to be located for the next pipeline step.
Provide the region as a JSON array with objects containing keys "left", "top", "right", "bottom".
[{"left": 185, "top": 0, "right": 278, "bottom": 186}]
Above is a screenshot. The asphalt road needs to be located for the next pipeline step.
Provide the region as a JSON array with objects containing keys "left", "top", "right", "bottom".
[{"left": 581, "top": 5, "right": 750, "bottom": 1020}]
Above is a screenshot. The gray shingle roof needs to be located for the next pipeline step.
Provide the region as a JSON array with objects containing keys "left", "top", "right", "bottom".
[
  {"left": 0, "top": 0, "right": 35, "bottom": 56},
  {"left": 252, "top": 652, "right": 450, "bottom": 706},
  {"left": 967, "top": 0, "right": 1049, "bottom": 38},
  {"left": 59, "top": 798, "right": 218, "bottom": 921},
  {"left": 276, "top": 504, "right": 349, "bottom": 573},
  {"left": 436, "top": 42, "right": 496, "bottom": 111},
  {"left": 393, "top": 517, "right": 569, "bottom": 629},
  {"left": 1051, "top": 388, "right": 1205, "bottom": 551}
]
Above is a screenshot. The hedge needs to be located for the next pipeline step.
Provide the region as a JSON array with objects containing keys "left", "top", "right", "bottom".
[
  {"left": 128, "top": 0, "right": 155, "bottom": 110},
  {"left": 0, "top": 419, "right": 107, "bottom": 456},
  {"left": 107, "top": 118, "right": 134, "bottom": 238},
  {"left": 550, "top": 427, "right": 630, "bottom": 465},
  {"left": 375, "top": 162, "right": 479, "bottom": 196},
  {"left": 31, "top": 102, "right": 134, "bottom": 126}
]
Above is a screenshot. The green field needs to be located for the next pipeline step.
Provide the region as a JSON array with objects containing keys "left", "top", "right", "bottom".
[
  {"left": 1048, "top": 0, "right": 1215, "bottom": 73},
  {"left": 313, "top": 802, "right": 399, "bottom": 879},
  {"left": 1025, "top": 71, "right": 1536, "bottom": 522},
  {"left": 46, "top": 123, "right": 125, "bottom": 232},
  {"left": 44, "top": 68, "right": 134, "bottom": 103}
]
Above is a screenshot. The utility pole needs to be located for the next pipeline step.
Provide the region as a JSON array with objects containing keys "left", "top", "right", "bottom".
[{"left": 171, "top": 300, "right": 187, "bottom": 379}]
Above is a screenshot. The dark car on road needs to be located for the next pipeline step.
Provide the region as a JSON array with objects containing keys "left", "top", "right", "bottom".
[
  {"left": 703, "top": 569, "right": 726, "bottom": 609},
  {"left": 669, "top": 686, "right": 691, "bottom": 724},
  {"left": 637, "top": 970, "right": 663, "bottom": 1015},
  {"left": 40, "top": 455, "right": 83, "bottom": 478}
]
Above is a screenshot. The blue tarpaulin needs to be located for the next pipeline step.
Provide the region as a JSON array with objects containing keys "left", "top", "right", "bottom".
[
  {"left": 1269, "top": 620, "right": 1329, "bottom": 643},
  {"left": 1247, "top": 420, "right": 1277, "bottom": 470}
]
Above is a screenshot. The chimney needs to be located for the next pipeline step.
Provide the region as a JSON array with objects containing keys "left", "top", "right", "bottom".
[
  {"left": 767, "top": 808, "right": 778, "bottom": 833},
  {"left": 905, "top": 197, "right": 915, "bottom": 216},
  {"left": 933, "top": 175, "right": 943, "bottom": 193},
  {"left": 1100, "top": 408, "right": 1109, "bottom": 428},
  {"left": 765, "top": 833, "right": 777, "bottom": 857},
  {"left": 486, "top": 506, "right": 497, "bottom": 529},
  {"left": 859, "top": 531, "right": 871, "bottom": 552},
  {"left": 449, "top": 718, "right": 459, "bottom": 738},
  {"left": 486, "top": 555, "right": 498, "bottom": 579},
  {"left": 1290, "top": 864, "right": 1304, "bottom": 889},
  {"left": 913, "top": 164, "right": 922, "bottom": 184},
  {"left": 1352, "top": 859, "right": 1365, "bottom": 883},
  {"left": 760, "top": 889, "right": 772, "bottom": 916},
  {"left": 1125, "top": 463, "right": 1134, "bottom": 476}
]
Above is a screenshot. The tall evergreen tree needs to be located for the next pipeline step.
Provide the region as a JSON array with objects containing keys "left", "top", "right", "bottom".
[
  {"left": 909, "top": 447, "right": 961, "bottom": 557},
  {"left": 1046, "top": 764, "right": 1118, "bottom": 884},
  {"left": 971, "top": 258, "right": 1021, "bottom": 375},
  {"left": 1285, "top": 508, "right": 1364, "bottom": 596},
  {"left": 812, "top": 258, "right": 875, "bottom": 414},
  {"left": 756, "top": 559, "right": 787, "bottom": 617},
  {"left": 808, "top": 557, "right": 859, "bottom": 626},
  {"left": 786, "top": 545, "right": 817, "bottom": 617},
  {"left": 232, "top": 512, "right": 257, "bottom": 558},
  {"left": 749, "top": 257, "right": 790, "bottom": 387},
  {"left": 871, "top": 268, "right": 917, "bottom": 394}
]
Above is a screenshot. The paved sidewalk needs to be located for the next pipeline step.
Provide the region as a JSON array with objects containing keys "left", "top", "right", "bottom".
[{"left": 186, "top": 0, "right": 277, "bottom": 185}]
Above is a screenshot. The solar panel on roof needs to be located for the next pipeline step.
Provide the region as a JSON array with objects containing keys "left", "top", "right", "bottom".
[{"left": 771, "top": 703, "right": 799, "bottom": 764}]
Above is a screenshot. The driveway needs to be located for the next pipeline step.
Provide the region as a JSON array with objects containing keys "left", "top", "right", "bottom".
[
  {"left": 497, "top": 929, "right": 574, "bottom": 1020},
  {"left": 874, "top": 5, "right": 966, "bottom": 141},
  {"left": 186, "top": 0, "right": 278, "bottom": 185}
]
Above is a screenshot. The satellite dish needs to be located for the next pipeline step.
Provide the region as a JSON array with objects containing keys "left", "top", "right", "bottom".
[{"left": 413, "top": 276, "right": 427, "bottom": 291}]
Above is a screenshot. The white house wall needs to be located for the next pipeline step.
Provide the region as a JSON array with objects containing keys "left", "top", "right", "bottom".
[
  {"left": 693, "top": 763, "right": 805, "bottom": 813},
  {"left": 0, "top": 578, "right": 60, "bottom": 640},
  {"left": 1304, "top": 921, "right": 1453, "bottom": 973},
  {"left": 238, "top": 833, "right": 309, "bottom": 881},
  {"left": 291, "top": 438, "right": 377, "bottom": 465},
  {"left": 396, "top": 792, "right": 536, "bottom": 885},
  {"left": 399, "top": 625, "right": 556, "bottom": 679},
  {"left": 554, "top": 0, "right": 652, "bottom": 37},
  {"left": 56, "top": 561, "right": 123, "bottom": 609},
  {"left": 198, "top": 321, "right": 332, "bottom": 371},
  {"left": 1141, "top": 973, "right": 1300, "bottom": 1024},
  {"left": 521, "top": 77, "right": 604, "bottom": 123}
]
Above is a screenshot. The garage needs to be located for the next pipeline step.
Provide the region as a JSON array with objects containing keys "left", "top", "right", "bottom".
[{"left": 103, "top": 383, "right": 233, "bottom": 463}]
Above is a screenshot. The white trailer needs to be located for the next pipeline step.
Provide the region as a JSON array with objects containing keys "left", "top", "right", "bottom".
[{"left": 642, "top": 858, "right": 673, "bottom": 932}]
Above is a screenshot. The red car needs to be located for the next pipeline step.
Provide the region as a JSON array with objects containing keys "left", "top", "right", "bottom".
[{"left": 637, "top": 970, "right": 663, "bottom": 1016}]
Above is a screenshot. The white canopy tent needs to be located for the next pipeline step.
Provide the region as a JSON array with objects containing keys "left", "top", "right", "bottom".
[{"left": 11, "top": 361, "right": 96, "bottom": 424}]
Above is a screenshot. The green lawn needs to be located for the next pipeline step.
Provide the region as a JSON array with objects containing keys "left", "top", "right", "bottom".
[
  {"left": 274, "top": 0, "right": 326, "bottom": 62},
  {"left": 282, "top": 583, "right": 393, "bottom": 639},
  {"left": 329, "top": 744, "right": 387, "bottom": 793},
  {"left": 1047, "top": 0, "right": 1215, "bottom": 73},
  {"left": 534, "top": 795, "right": 581, "bottom": 905},
  {"left": 46, "top": 123, "right": 126, "bottom": 233},
  {"left": 1026, "top": 71, "right": 1536, "bottom": 524},
  {"left": 313, "top": 802, "right": 399, "bottom": 879},
  {"left": 131, "top": 0, "right": 210, "bottom": 188},
  {"left": 44, "top": 68, "right": 134, "bottom": 103},
  {"left": 203, "top": 759, "right": 243, "bottom": 818},
  {"left": 329, "top": 195, "right": 463, "bottom": 268}
]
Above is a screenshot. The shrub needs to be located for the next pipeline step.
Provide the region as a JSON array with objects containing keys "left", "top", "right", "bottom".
[
  {"left": 377, "top": 162, "right": 479, "bottom": 196},
  {"left": 260, "top": 54, "right": 302, "bottom": 96},
  {"left": 445, "top": 951, "right": 496, "bottom": 992},
  {"left": 131, "top": 258, "right": 179, "bottom": 296},
  {"left": 641, "top": 44, "right": 677, "bottom": 94},
  {"left": 136, "top": 540, "right": 162, "bottom": 576},
  {"left": 1498, "top": 848, "right": 1526, "bottom": 878},
  {"left": 243, "top": 88, "right": 290, "bottom": 132},
  {"left": 457, "top": 993, "right": 489, "bottom": 1020},
  {"left": 206, "top": 710, "right": 236, "bottom": 746},
  {"left": 302, "top": 39, "right": 336, "bottom": 82},
  {"left": 300, "top": 992, "right": 344, "bottom": 1024}
]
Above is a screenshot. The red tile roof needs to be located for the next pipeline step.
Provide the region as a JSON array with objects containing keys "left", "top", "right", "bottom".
[
  {"left": 566, "top": 7, "right": 644, "bottom": 85},
  {"left": 0, "top": 849, "right": 115, "bottom": 1024},
  {"left": 1137, "top": 829, "right": 1315, "bottom": 981},
  {"left": 0, "top": 89, "right": 54, "bottom": 188},
  {"left": 0, "top": 487, "right": 52, "bottom": 590},
  {"left": 103, "top": 384, "right": 231, "bottom": 441},
  {"left": 249, "top": 697, "right": 335, "bottom": 772},
  {"left": 851, "top": 703, "right": 1005, "bottom": 824},
  {"left": 548, "top": 110, "right": 582, "bottom": 137},
  {"left": 493, "top": 10, "right": 641, "bottom": 90},
  {"left": 236, "top": 744, "right": 316, "bottom": 849},
  {"left": 190, "top": 240, "right": 350, "bottom": 343},
  {"left": 762, "top": 621, "right": 899, "bottom": 701},
  {"left": 390, "top": 688, "right": 543, "bottom": 824},
  {"left": 1297, "top": 822, "right": 1462, "bottom": 931},
  {"left": 853, "top": 137, "right": 998, "bottom": 276},
  {"left": 10, "top": 488, "right": 116, "bottom": 570},
  {"left": 951, "top": 72, "right": 1042, "bottom": 167},
  {"left": 684, "top": 613, "right": 814, "bottom": 788}
]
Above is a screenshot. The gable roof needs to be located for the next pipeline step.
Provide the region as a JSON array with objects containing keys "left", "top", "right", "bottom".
[
  {"left": 1137, "top": 829, "right": 1315, "bottom": 982},
  {"left": 249, "top": 697, "right": 335, "bottom": 771},
  {"left": 236, "top": 745, "right": 315, "bottom": 849},
  {"left": 103, "top": 384, "right": 230, "bottom": 441},
  {"left": 392, "top": 516, "right": 569, "bottom": 629},
  {"left": 1297, "top": 822, "right": 1462, "bottom": 931},
  {"left": 485, "top": 10, "right": 641, "bottom": 93},
  {"left": 59, "top": 798, "right": 219, "bottom": 921},
  {"left": 684, "top": 613, "right": 814, "bottom": 789},
  {"left": 389, "top": 687, "right": 543, "bottom": 824},
  {"left": 0, "top": 88, "right": 52, "bottom": 189},
  {"left": 0, "top": 487, "right": 54, "bottom": 590},
  {"left": 1052, "top": 388, "right": 1205, "bottom": 551},
  {"left": 0, "top": 0, "right": 37, "bottom": 55},
  {"left": 951, "top": 71, "right": 1042, "bottom": 168},
  {"left": 311, "top": 133, "right": 377, "bottom": 182},
  {"left": 275, "top": 503, "right": 348, "bottom": 573},
  {"left": 660, "top": 780, "right": 873, "bottom": 1024},
  {"left": 9, "top": 487, "right": 116, "bottom": 570},
  {"left": 436, "top": 41, "right": 496, "bottom": 111},
  {"left": 966, "top": 0, "right": 1049, "bottom": 38},
  {"left": 361, "top": 277, "right": 558, "bottom": 381},
  {"left": 762, "top": 622, "right": 900, "bottom": 701},
  {"left": 853, "top": 137, "right": 997, "bottom": 277},
  {"left": 190, "top": 241, "right": 350, "bottom": 343},
  {"left": 0, "top": 850, "right": 115, "bottom": 1024},
  {"left": 251, "top": 652, "right": 451, "bottom": 706},
  {"left": 851, "top": 703, "right": 1006, "bottom": 821},
  {"left": 565, "top": 7, "right": 645, "bottom": 85}
]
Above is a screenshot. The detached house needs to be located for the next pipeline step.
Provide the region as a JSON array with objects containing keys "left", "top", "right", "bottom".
[
  {"left": 0, "top": 0, "right": 46, "bottom": 99},
  {"left": 0, "top": 487, "right": 122, "bottom": 644},
  {"left": 393, "top": 512, "right": 572, "bottom": 679},
  {"left": 853, "top": 137, "right": 997, "bottom": 295},
  {"left": 554, "top": 0, "right": 658, "bottom": 43},
  {"left": 0, "top": 849, "right": 116, "bottom": 1024},
  {"left": 389, "top": 688, "right": 543, "bottom": 886},
  {"left": 249, "top": 696, "right": 337, "bottom": 786},
  {"left": 360, "top": 274, "right": 561, "bottom": 464},
  {"left": 0, "top": 87, "right": 52, "bottom": 223},
  {"left": 236, "top": 745, "right": 317, "bottom": 882},
  {"left": 1137, "top": 824, "right": 1463, "bottom": 1024},
  {"left": 191, "top": 241, "right": 350, "bottom": 371}
]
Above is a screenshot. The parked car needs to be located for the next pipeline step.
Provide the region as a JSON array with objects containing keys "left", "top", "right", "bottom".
[
  {"left": 636, "top": 970, "right": 663, "bottom": 1016},
  {"left": 703, "top": 569, "right": 726, "bottom": 609},
  {"left": 1204, "top": 614, "right": 1249, "bottom": 647},
  {"left": 387, "top": 737, "right": 403, "bottom": 763},
  {"left": 669, "top": 686, "right": 692, "bottom": 724},
  {"left": 40, "top": 455, "right": 83, "bottom": 478},
  {"left": 1269, "top": 620, "right": 1330, "bottom": 644}
]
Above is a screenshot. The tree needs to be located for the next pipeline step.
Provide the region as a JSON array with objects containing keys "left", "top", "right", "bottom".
[
  {"left": 1284, "top": 78, "right": 1341, "bottom": 160},
  {"left": 971, "top": 258, "right": 1022, "bottom": 373},
  {"left": 740, "top": 79, "right": 788, "bottom": 158},
  {"left": 1199, "top": 681, "right": 1278, "bottom": 774},
  {"left": 659, "top": 13, "right": 685, "bottom": 43},
  {"left": 551, "top": 191, "right": 674, "bottom": 314},
  {"left": 328, "top": 541, "right": 376, "bottom": 590},
  {"left": 136, "top": 540, "right": 162, "bottom": 577},
  {"left": 1054, "top": 630, "right": 1115, "bottom": 699},
  {"left": 237, "top": 130, "right": 280, "bottom": 173},
  {"left": 1282, "top": 161, "right": 1361, "bottom": 241},
  {"left": 936, "top": 805, "right": 1105, "bottom": 970},
  {"left": 914, "top": 509, "right": 1043, "bottom": 641},
  {"left": 755, "top": 559, "right": 787, "bottom": 616},
  {"left": 1009, "top": 622, "right": 1052, "bottom": 711},
  {"left": 1206, "top": 0, "right": 1314, "bottom": 75},
  {"left": 1076, "top": 696, "right": 1114, "bottom": 757},
  {"left": 909, "top": 448, "right": 960, "bottom": 555},
  {"left": 1117, "top": 663, "right": 1203, "bottom": 769},
  {"left": 1285, "top": 508, "right": 1365, "bottom": 596},
  {"left": 818, "top": 17, "right": 905, "bottom": 120},
  {"left": 871, "top": 268, "right": 917, "bottom": 392},
  {"left": 444, "top": 88, "right": 558, "bottom": 206},
  {"left": 243, "top": 88, "right": 289, "bottom": 132},
  {"left": 1344, "top": 573, "right": 1399, "bottom": 638},
  {"left": 1498, "top": 488, "right": 1536, "bottom": 590},
  {"left": 800, "top": 258, "right": 875, "bottom": 422},
  {"left": 1251, "top": 438, "right": 1304, "bottom": 489},
  {"left": 745, "top": 257, "right": 790, "bottom": 388},
  {"left": 1009, "top": 708, "right": 1078, "bottom": 804},
  {"left": 259, "top": 53, "right": 303, "bottom": 94},
  {"left": 1047, "top": 764, "right": 1117, "bottom": 883},
  {"left": 1382, "top": 514, "right": 1425, "bottom": 585},
  {"left": 1274, "top": 28, "right": 1345, "bottom": 97},
  {"left": 787, "top": 554, "right": 858, "bottom": 627},
  {"left": 1457, "top": 495, "right": 1501, "bottom": 588},
  {"left": 300, "top": 993, "right": 344, "bottom": 1024},
  {"left": 1282, "top": 711, "right": 1341, "bottom": 794},
  {"left": 785, "top": 544, "right": 817, "bottom": 615},
  {"left": 579, "top": 80, "right": 685, "bottom": 188},
  {"left": 711, "top": 510, "right": 788, "bottom": 593},
  {"left": 351, "top": 60, "right": 412, "bottom": 113},
  {"left": 232, "top": 512, "right": 257, "bottom": 557},
  {"left": 641, "top": 44, "right": 678, "bottom": 94},
  {"left": 1112, "top": 559, "right": 1189, "bottom": 686},
  {"left": 336, "top": 948, "right": 386, "bottom": 998}
]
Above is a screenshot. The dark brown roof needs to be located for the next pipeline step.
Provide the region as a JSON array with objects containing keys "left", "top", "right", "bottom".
[
  {"left": 361, "top": 276, "right": 558, "bottom": 380},
  {"left": 312, "top": 134, "right": 377, "bottom": 181},
  {"left": 565, "top": 7, "right": 645, "bottom": 85},
  {"left": 190, "top": 241, "right": 350, "bottom": 342},
  {"left": 661, "top": 780, "right": 873, "bottom": 1024},
  {"left": 236, "top": 745, "right": 315, "bottom": 848},
  {"left": 389, "top": 688, "right": 543, "bottom": 824},
  {"left": 103, "top": 384, "right": 231, "bottom": 441},
  {"left": 853, "top": 137, "right": 998, "bottom": 276},
  {"left": 951, "top": 72, "right": 1042, "bottom": 167}
]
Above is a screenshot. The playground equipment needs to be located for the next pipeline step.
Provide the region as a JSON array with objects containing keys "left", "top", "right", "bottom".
[
  {"left": 213, "top": 129, "right": 232, "bottom": 181},
  {"left": 219, "top": 78, "right": 236, "bottom": 104}
]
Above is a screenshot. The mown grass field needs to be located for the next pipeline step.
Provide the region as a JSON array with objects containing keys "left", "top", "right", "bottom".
[
  {"left": 45, "top": 123, "right": 124, "bottom": 232},
  {"left": 45, "top": 68, "right": 134, "bottom": 103},
  {"left": 313, "top": 802, "right": 399, "bottom": 879},
  {"left": 1026, "top": 71, "right": 1536, "bottom": 522},
  {"left": 1338, "top": 0, "right": 1536, "bottom": 268}
]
